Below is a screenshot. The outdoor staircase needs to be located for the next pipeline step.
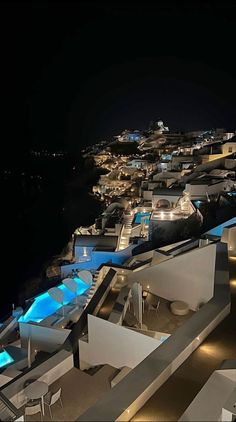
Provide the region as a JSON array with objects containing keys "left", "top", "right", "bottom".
[
  {"left": 118, "top": 214, "right": 133, "bottom": 250},
  {"left": 84, "top": 364, "right": 103, "bottom": 376},
  {"left": 84, "top": 270, "right": 100, "bottom": 307},
  {"left": 84, "top": 364, "right": 117, "bottom": 379},
  {"left": 93, "top": 270, "right": 100, "bottom": 284}
]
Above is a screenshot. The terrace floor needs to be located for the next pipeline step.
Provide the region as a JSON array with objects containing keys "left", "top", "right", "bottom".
[
  {"left": 24, "top": 365, "right": 117, "bottom": 421},
  {"left": 123, "top": 294, "right": 195, "bottom": 335}
]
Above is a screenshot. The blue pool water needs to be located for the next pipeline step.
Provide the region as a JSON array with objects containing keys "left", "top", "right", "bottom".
[
  {"left": 19, "top": 277, "right": 90, "bottom": 323},
  {"left": 0, "top": 350, "right": 14, "bottom": 368},
  {"left": 192, "top": 200, "right": 204, "bottom": 209},
  {"left": 134, "top": 212, "right": 151, "bottom": 225},
  {"left": 205, "top": 216, "right": 236, "bottom": 237}
]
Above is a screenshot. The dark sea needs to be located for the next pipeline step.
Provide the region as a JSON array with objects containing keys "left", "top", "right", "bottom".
[{"left": 0, "top": 152, "right": 103, "bottom": 320}]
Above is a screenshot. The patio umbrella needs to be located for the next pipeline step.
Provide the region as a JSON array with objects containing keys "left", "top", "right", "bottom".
[
  {"left": 62, "top": 278, "right": 78, "bottom": 304},
  {"left": 48, "top": 287, "right": 65, "bottom": 316},
  {"left": 77, "top": 270, "right": 93, "bottom": 285}
]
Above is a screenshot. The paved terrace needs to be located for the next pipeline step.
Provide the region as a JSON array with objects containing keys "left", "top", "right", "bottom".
[
  {"left": 123, "top": 296, "right": 195, "bottom": 335},
  {"left": 22, "top": 365, "right": 117, "bottom": 421},
  {"left": 96, "top": 276, "right": 195, "bottom": 335}
]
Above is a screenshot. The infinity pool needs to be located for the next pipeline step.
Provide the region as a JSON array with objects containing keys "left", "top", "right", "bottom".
[
  {"left": 0, "top": 350, "right": 14, "bottom": 368},
  {"left": 134, "top": 212, "right": 151, "bottom": 225},
  {"left": 19, "top": 277, "right": 90, "bottom": 324},
  {"left": 205, "top": 216, "right": 236, "bottom": 237}
]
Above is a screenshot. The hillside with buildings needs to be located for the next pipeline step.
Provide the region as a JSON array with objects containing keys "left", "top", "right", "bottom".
[{"left": 0, "top": 120, "right": 235, "bottom": 422}]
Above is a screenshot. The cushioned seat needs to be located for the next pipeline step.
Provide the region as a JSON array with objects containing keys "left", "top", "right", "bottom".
[{"left": 170, "top": 301, "right": 189, "bottom": 316}]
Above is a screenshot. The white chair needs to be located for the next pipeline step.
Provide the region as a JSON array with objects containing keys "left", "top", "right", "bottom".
[
  {"left": 25, "top": 403, "right": 42, "bottom": 421},
  {"left": 148, "top": 299, "right": 160, "bottom": 314},
  {"left": 44, "top": 388, "right": 63, "bottom": 419}
]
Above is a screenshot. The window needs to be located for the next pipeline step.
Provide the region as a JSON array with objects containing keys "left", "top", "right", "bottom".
[{"left": 228, "top": 146, "right": 233, "bottom": 153}]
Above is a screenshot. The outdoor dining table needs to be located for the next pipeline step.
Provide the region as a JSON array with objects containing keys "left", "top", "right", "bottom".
[{"left": 24, "top": 380, "right": 48, "bottom": 415}]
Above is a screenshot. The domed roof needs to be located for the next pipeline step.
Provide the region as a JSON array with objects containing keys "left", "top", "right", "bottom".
[
  {"left": 156, "top": 199, "right": 170, "bottom": 209},
  {"left": 106, "top": 198, "right": 129, "bottom": 214}
]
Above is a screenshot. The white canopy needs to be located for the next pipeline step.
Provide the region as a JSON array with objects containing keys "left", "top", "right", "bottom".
[
  {"left": 62, "top": 278, "right": 78, "bottom": 294},
  {"left": 78, "top": 270, "right": 93, "bottom": 285},
  {"left": 48, "top": 287, "right": 64, "bottom": 304}
]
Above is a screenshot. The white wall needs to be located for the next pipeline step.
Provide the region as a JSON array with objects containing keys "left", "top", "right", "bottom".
[
  {"left": 222, "top": 142, "right": 236, "bottom": 154},
  {"left": 128, "top": 250, "right": 154, "bottom": 266},
  {"left": 19, "top": 322, "right": 71, "bottom": 353},
  {"left": 128, "top": 244, "right": 216, "bottom": 311},
  {"left": 79, "top": 315, "right": 160, "bottom": 370},
  {"left": 151, "top": 250, "right": 171, "bottom": 265},
  {"left": 143, "top": 190, "right": 153, "bottom": 200},
  {"left": 179, "top": 371, "right": 236, "bottom": 421},
  {"left": 61, "top": 244, "right": 136, "bottom": 276},
  {"left": 185, "top": 180, "right": 234, "bottom": 198},
  {"left": 221, "top": 224, "right": 236, "bottom": 256},
  {"left": 131, "top": 225, "right": 142, "bottom": 237}
]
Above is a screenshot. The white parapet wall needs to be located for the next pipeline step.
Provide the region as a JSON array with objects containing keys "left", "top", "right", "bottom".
[
  {"left": 221, "top": 223, "right": 236, "bottom": 257},
  {"left": 179, "top": 368, "right": 236, "bottom": 421},
  {"left": 128, "top": 243, "right": 216, "bottom": 311},
  {"left": 79, "top": 315, "right": 161, "bottom": 370},
  {"left": 19, "top": 322, "right": 71, "bottom": 353}
]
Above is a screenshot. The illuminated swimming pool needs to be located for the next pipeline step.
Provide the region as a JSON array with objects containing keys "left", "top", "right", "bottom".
[
  {"left": 19, "top": 277, "right": 90, "bottom": 323},
  {"left": 0, "top": 350, "right": 14, "bottom": 368},
  {"left": 134, "top": 212, "right": 151, "bottom": 225},
  {"left": 205, "top": 216, "right": 236, "bottom": 237}
]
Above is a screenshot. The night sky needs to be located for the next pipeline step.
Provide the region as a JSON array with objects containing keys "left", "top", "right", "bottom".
[{"left": 1, "top": 1, "right": 236, "bottom": 156}]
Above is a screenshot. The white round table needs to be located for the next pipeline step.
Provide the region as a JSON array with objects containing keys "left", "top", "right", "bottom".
[
  {"left": 25, "top": 380, "right": 48, "bottom": 415},
  {"left": 170, "top": 301, "right": 189, "bottom": 316}
]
